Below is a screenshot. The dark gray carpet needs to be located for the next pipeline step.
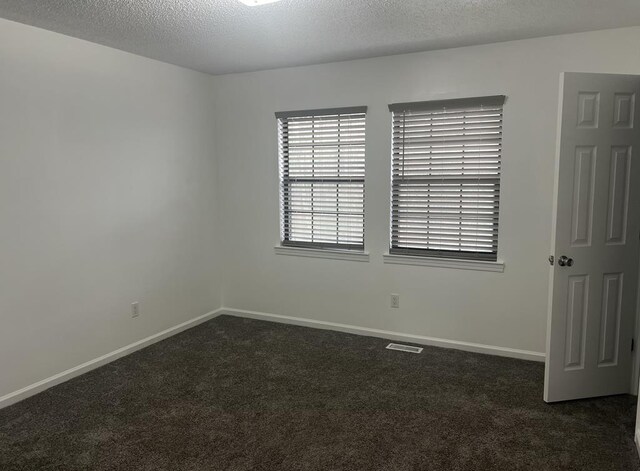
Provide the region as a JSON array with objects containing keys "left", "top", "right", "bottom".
[{"left": 0, "top": 315, "right": 638, "bottom": 470}]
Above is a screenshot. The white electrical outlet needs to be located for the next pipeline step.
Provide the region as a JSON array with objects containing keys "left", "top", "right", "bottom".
[
  {"left": 391, "top": 294, "right": 400, "bottom": 309},
  {"left": 131, "top": 302, "right": 140, "bottom": 318}
]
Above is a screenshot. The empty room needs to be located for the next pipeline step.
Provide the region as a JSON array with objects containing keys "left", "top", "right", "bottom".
[{"left": 2, "top": 0, "right": 640, "bottom": 469}]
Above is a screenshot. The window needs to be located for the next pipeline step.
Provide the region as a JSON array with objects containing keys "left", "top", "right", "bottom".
[
  {"left": 389, "top": 96, "right": 505, "bottom": 261},
  {"left": 277, "top": 106, "right": 367, "bottom": 251}
]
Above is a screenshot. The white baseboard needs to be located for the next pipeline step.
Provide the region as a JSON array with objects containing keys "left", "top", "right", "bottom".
[
  {"left": 221, "top": 307, "right": 546, "bottom": 362},
  {"left": 0, "top": 306, "right": 545, "bottom": 410},
  {"left": 0, "top": 308, "right": 224, "bottom": 410}
]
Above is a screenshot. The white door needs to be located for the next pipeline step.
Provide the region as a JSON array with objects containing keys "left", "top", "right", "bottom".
[{"left": 545, "top": 72, "right": 640, "bottom": 403}]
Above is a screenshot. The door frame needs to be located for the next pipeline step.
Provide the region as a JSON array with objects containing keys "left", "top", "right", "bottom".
[{"left": 631, "top": 263, "right": 640, "bottom": 393}]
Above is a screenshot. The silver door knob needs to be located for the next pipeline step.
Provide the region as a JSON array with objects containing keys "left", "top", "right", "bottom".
[{"left": 558, "top": 255, "right": 574, "bottom": 267}]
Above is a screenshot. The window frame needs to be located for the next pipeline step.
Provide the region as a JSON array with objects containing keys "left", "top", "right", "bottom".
[
  {"left": 276, "top": 106, "right": 367, "bottom": 252},
  {"left": 388, "top": 96, "right": 506, "bottom": 262}
]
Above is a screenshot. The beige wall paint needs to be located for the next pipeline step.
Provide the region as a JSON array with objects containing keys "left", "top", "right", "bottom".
[
  {"left": 0, "top": 18, "right": 221, "bottom": 398},
  {"left": 212, "top": 27, "right": 640, "bottom": 356}
]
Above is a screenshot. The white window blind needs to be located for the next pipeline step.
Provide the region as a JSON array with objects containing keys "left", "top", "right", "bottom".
[
  {"left": 389, "top": 96, "right": 505, "bottom": 261},
  {"left": 277, "top": 106, "right": 367, "bottom": 250}
]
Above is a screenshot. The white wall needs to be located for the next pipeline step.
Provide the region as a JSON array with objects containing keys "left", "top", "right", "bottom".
[
  {"left": 213, "top": 27, "right": 640, "bottom": 356},
  {"left": 0, "top": 19, "right": 220, "bottom": 399},
  {"left": 3, "top": 19, "right": 640, "bottom": 402}
]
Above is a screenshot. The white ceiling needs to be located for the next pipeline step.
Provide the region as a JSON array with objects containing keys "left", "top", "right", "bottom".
[{"left": 2, "top": 0, "right": 640, "bottom": 75}]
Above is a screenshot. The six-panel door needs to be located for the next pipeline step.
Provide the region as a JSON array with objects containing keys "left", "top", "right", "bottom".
[{"left": 545, "top": 73, "right": 640, "bottom": 403}]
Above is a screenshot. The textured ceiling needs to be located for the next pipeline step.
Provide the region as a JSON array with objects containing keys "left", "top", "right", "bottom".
[{"left": 1, "top": 0, "right": 640, "bottom": 75}]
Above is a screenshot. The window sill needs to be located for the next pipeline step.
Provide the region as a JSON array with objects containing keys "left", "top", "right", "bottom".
[
  {"left": 383, "top": 253, "right": 505, "bottom": 272},
  {"left": 274, "top": 246, "right": 370, "bottom": 262}
]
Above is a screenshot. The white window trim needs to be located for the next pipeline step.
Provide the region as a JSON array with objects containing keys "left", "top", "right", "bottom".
[
  {"left": 275, "top": 245, "right": 370, "bottom": 262},
  {"left": 383, "top": 253, "right": 504, "bottom": 272}
]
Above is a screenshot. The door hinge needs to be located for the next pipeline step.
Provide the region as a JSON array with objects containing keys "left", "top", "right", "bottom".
[{"left": 548, "top": 255, "right": 555, "bottom": 266}]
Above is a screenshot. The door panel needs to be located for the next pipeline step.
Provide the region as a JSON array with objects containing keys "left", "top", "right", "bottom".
[
  {"left": 577, "top": 92, "right": 600, "bottom": 128},
  {"left": 606, "top": 146, "right": 631, "bottom": 244},
  {"left": 570, "top": 146, "right": 596, "bottom": 246},
  {"left": 564, "top": 275, "right": 588, "bottom": 369},
  {"left": 613, "top": 93, "right": 635, "bottom": 128},
  {"left": 545, "top": 73, "right": 640, "bottom": 403},
  {"left": 598, "top": 272, "right": 622, "bottom": 366}
]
